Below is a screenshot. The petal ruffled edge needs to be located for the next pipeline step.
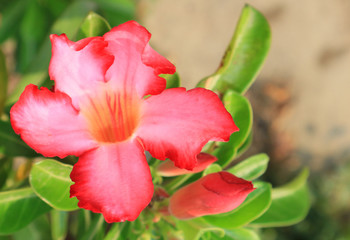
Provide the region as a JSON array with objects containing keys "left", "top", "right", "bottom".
[
  {"left": 49, "top": 34, "right": 114, "bottom": 109},
  {"left": 104, "top": 21, "right": 175, "bottom": 97},
  {"left": 137, "top": 87, "right": 238, "bottom": 170},
  {"left": 10, "top": 84, "right": 97, "bottom": 158},
  {"left": 70, "top": 140, "right": 154, "bottom": 223}
]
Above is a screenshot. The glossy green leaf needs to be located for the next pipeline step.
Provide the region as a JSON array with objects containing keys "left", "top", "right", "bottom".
[
  {"left": 162, "top": 72, "right": 181, "bottom": 89},
  {"left": 201, "top": 228, "right": 260, "bottom": 240},
  {"left": 29, "top": 159, "right": 78, "bottom": 211},
  {"left": 251, "top": 168, "right": 310, "bottom": 227},
  {"left": 77, "top": 11, "right": 111, "bottom": 39},
  {"left": 0, "top": 119, "right": 38, "bottom": 157},
  {"left": 225, "top": 228, "right": 260, "bottom": 240},
  {"left": 213, "top": 90, "right": 252, "bottom": 167},
  {"left": 203, "top": 181, "right": 271, "bottom": 229},
  {"left": 228, "top": 153, "right": 269, "bottom": 180},
  {"left": 198, "top": 4, "right": 271, "bottom": 94},
  {"left": 51, "top": 210, "right": 68, "bottom": 240},
  {"left": 176, "top": 219, "right": 225, "bottom": 240},
  {"left": 0, "top": 48, "right": 7, "bottom": 113},
  {"left": 202, "top": 163, "right": 222, "bottom": 176},
  {"left": 236, "top": 130, "right": 252, "bottom": 157},
  {"left": 0, "top": 188, "right": 51, "bottom": 234},
  {"left": 7, "top": 0, "right": 98, "bottom": 105}
]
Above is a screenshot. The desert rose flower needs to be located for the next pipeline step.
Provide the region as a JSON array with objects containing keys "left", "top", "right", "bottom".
[
  {"left": 10, "top": 21, "right": 238, "bottom": 222},
  {"left": 157, "top": 152, "right": 218, "bottom": 177},
  {"left": 169, "top": 171, "right": 254, "bottom": 219}
]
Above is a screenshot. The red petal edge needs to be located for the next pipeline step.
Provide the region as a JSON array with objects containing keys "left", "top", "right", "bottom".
[
  {"left": 70, "top": 140, "right": 154, "bottom": 223},
  {"left": 10, "top": 84, "right": 97, "bottom": 158},
  {"left": 104, "top": 21, "right": 175, "bottom": 97},
  {"left": 137, "top": 87, "right": 238, "bottom": 170}
]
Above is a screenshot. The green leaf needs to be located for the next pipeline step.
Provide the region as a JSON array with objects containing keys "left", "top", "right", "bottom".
[
  {"left": 198, "top": 4, "right": 271, "bottom": 94},
  {"left": 236, "top": 130, "right": 252, "bottom": 157},
  {"left": 176, "top": 219, "right": 225, "bottom": 240},
  {"left": 95, "top": 0, "right": 136, "bottom": 26},
  {"left": 202, "top": 228, "right": 260, "bottom": 240},
  {"left": 250, "top": 168, "right": 311, "bottom": 227},
  {"left": 225, "top": 228, "right": 260, "bottom": 240},
  {"left": 203, "top": 181, "right": 271, "bottom": 229},
  {"left": 202, "top": 163, "right": 222, "bottom": 176},
  {"left": 0, "top": 188, "right": 51, "bottom": 234},
  {"left": 50, "top": 1, "right": 98, "bottom": 38},
  {"left": 12, "top": 214, "right": 51, "bottom": 240},
  {"left": 213, "top": 90, "right": 252, "bottom": 167},
  {"left": 51, "top": 210, "right": 68, "bottom": 240},
  {"left": 18, "top": 0, "right": 49, "bottom": 72},
  {"left": 0, "top": 119, "right": 38, "bottom": 157},
  {"left": 45, "top": 0, "right": 71, "bottom": 19},
  {"left": 228, "top": 153, "right": 269, "bottom": 180},
  {"left": 77, "top": 11, "right": 111, "bottom": 39},
  {"left": 6, "top": 0, "right": 98, "bottom": 105},
  {"left": 0, "top": 0, "right": 29, "bottom": 43},
  {"left": 29, "top": 159, "right": 78, "bottom": 211},
  {"left": 162, "top": 72, "right": 181, "bottom": 89},
  {"left": 0, "top": 48, "right": 7, "bottom": 114}
]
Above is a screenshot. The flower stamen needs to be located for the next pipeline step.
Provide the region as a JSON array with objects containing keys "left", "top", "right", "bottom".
[{"left": 81, "top": 90, "right": 140, "bottom": 143}]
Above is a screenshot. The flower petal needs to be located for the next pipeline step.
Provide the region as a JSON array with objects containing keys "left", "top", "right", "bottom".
[
  {"left": 157, "top": 153, "right": 218, "bottom": 177},
  {"left": 70, "top": 140, "right": 154, "bottom": 223},
  {"left": 137, "top": 87, "right": 238, "bottom": 170},
  {"left": 103, "top": 21, "right": 175, "bottom": 97},
  {"left": 10, "top": 84, "right": 97, "bottom": 158},
  {"left": 169, "top": 171, "right": 254, "bottom": 219},
  {"left": 49, "top": 34, "right": 114, "bottom": 108}
]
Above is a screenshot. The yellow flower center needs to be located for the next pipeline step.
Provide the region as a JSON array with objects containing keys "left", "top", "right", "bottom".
[{"left": 81, "top": 90, "right": 141, "bottom": 143}]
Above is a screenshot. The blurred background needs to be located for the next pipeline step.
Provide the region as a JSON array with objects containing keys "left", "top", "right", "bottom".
[{"left": 1, "top": 0, "right": 350, "bottom": 239}]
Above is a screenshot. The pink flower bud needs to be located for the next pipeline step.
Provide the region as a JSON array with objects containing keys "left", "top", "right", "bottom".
[
  {"left": 157, "top": 153, "right": 217, "bottom": 177},
  {"left": 169, "top": 171, "right": 254, "bottom": 219}
]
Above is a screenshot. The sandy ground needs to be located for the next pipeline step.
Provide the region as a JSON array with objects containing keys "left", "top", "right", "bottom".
[{"left": 140, "top": 0, "right": 350, "bottom": 171}]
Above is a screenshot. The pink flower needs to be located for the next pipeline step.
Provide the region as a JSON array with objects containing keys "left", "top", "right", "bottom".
[
  {"left": 157, "top": 152, "right": 218, "bottom": 177},
  {"left": 10, "top": 21, "right": 238, "bottom": 222},
  {"left": 169, "top": 171, "right": 254, "bottom": 219}
]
